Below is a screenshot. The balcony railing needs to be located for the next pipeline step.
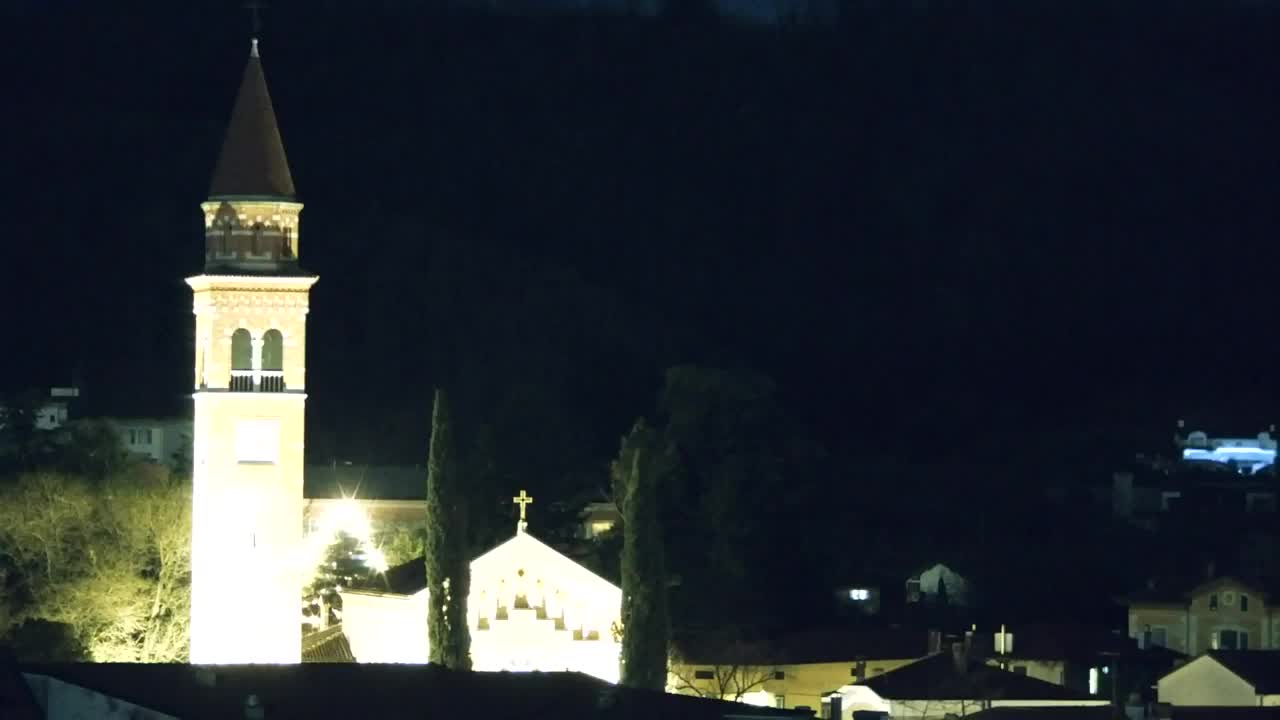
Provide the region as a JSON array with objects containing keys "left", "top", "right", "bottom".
[{"left": 229, "top": 369, "right": 286, "bottom": 393}]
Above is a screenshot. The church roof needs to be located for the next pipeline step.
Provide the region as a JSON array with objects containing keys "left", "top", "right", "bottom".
[
  {"left": 300, "top": 626, "right": 355, "bottom": 663},
  {"left": 17, "top": 663, "right": 811, "bottom": 720},
  {"left": 358, "top": 530, "right": 621, "bottom": 598},
  {"left": 209, "top": 40, "right": 296, "bottom": 200}
]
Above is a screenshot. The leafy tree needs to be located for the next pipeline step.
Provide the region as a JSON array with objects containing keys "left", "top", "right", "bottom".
[
  {"left": 303, "top": 531, "right": 367, "bottom": 629},
  {"left": 614, "top": 419, "right": 671, "bottom": 690},
  {"left": 54, "top": 419, "right": 133, "bottom": 482},
  {"left": 374, "top": 519, "right": 427, "bottom": 568},
  {"left": 656, "top": 366, "right": 791, "bottom": 628},
  {"left": 424, "top": 388, "right": 471, "bottom": 669}
]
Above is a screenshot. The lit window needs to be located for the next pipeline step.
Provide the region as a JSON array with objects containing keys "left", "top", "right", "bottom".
[
  {"left": 849, "top": 588, "right": 870, "bottom": 601},
  {"left": 235, "top": 419, "right": 280, "bottom": 464}
]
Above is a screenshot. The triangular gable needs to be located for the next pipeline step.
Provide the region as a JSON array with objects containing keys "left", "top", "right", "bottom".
[
  {"left": 1185, "top": 576, "right": 1270, "bottom": 601},
  {"left": 1158, "top": 654, "right": 1242, "bottom": 688},
  {"left": 472, "top": 531, "right": 620, "bottom": 600}
]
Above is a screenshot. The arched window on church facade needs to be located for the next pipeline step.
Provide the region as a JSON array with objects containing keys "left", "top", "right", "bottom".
[
  {"left": 261, "top": 329, "right": 284, "bottom": 392},
  {"left": 230, "top": 329, "right": 253, "bottom": 392}
]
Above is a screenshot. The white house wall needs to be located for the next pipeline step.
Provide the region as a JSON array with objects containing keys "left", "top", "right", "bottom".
[
  {"left": 340, "top": 590, "right": 428, "bottom": 663},
  {"left": 1158, "top": 656, "right": 1258, "bottom": 706}
]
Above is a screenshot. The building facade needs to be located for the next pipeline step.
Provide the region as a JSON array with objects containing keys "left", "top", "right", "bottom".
[{"left": 1125, "top": 577, "right": 1280, "bottom": 655}]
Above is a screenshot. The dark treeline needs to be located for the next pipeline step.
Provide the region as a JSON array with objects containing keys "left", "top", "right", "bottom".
[{"left": 2, "top": 1, "right": 1278, "bottom": 628}]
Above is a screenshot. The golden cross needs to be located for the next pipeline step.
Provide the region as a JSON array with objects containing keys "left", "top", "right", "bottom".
[{"left": 512, "top": 490, "right": 534, "bottom": 522}]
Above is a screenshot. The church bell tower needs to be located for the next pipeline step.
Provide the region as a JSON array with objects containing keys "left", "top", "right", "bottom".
[{"left": 188, "top": 38, "right": 316, "bottom": 664}]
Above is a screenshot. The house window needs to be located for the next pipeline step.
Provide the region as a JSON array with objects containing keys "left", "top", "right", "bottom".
[
  {"left": 773, "top": 671, "right": 785, "bottom": 680},
  {"left": 1210, "top": 594, "right": 1219, "bottom": 610},
  {"left": 694, "top": 670, "right": 714, "bottom": 680},
  {"left": 1241, "top": 594, "right": 1250, "bottom": 612},
  {"left": 1224, "top": 591, "right": 1236, "bottom": 607},
  {"left": 1150, "top": 627, "right": 1168, "bottom": 648},
  {"left": 1013, "top": 666, "right": 1028, "bottom": 675},
  {"left": 128, "top": 428, "right": 153, "bottom": 445},
  {"left": 775, "top": 695, "right": 786, "bottom": 708},
  {"left": 1215, "top": 630, "right": 1249, "bottom": 649},
  {"left": 906, "top": 578, "right": 922, "bottom": 602}
]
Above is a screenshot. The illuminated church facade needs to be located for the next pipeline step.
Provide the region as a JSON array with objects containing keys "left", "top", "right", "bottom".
[
  {"left": 188, "top": 41, "right": 622, "bottom": 678},
  {"left": 341, "top": 501, "right": 623, "bottom": 683}
]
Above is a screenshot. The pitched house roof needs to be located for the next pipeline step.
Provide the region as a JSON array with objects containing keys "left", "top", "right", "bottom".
[
  {"left": 0, "top": 655, "right": 41, "bottom": 720},
  {"left": 1119, "top": 575, "right": 1278, "bottom": 606},
  {"left": 209, "top": 40, "right": 295, "bottom": 199},
  {"left": 993, "top": 623, "right": 1135, "bottom": 661},
  {"left": 674, "top": 627, "right": 934, "bottom": 666},
  {"left": 1207, "top": 651, "right": 1280, "bottom": 694},
  {"left": 859, "top": 652, "right": 1097, "bottom": 702},
  {"left": 1159, "top": 709, "right": 1280, "bottom": 720},
  {"left": 963, "top": 708, "right": 1115, "bottom": 720},
  {"left": 17, "top": 663, "right": 810, "bottom": 720}
]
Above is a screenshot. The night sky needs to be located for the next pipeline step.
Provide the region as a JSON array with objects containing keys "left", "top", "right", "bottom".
[{"left": 3, "top": 0, "right": 1279, "bottom": 475}]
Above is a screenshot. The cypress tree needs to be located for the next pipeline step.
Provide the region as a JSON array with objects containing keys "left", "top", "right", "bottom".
[
  {"left": 613, "top": 419, "right": 670, "bottom": 690},
  {"left": 425, "top": 388, "right": 472, "bottom": 669}
]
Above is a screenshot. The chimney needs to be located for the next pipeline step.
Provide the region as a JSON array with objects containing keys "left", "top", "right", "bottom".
[
  {"left": 951, "top": 641, "right": 968, "bottom": 675},
  {"left": 827, "top": 692, "right": 843, "bottom": 720},
  {"left": 995, "top": 625, "right": 1014, "bottom": 655}
]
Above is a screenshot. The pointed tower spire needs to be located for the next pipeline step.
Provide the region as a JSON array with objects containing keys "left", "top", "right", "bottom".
[{"left": 209, "top": 39, "right": 295, "bottom": 200}]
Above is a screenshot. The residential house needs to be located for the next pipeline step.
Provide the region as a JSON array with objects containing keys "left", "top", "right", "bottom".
[
  {"left": 670, "top": 627, "right": 941, "bottom": 710},
  {"left": 6, "top": 661, "right": 814, "bottom": 720},
  {"left": 0, "top": 387, "right": 80, "bottom": 432},
  {"left": 1122, "top": 575, "right": 1280, "bottom": 655},
  {"left": 580, "top": 501, "right": 620, "bottom": 539},
  {"left": 302, "top": 464, "right": 427, "bottom": 536},
  {"left": 1102, "top": 423, "right": 1280, "bottom": 528},
  {"left": 906, "top": 563, "right": 974, "bottom": 608},
  {"left": 1157, "top": 650, "right": 1280, "bottom": 707},
  {"left": 828, "top": 645, "right": 1110, "bottom": 719},
  {"left": 103, "top": 417, "right": 192, "bottom": 466}
]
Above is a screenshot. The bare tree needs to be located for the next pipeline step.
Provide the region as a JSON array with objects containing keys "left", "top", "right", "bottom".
[
  {"left": 0, "top": 470, "right": 191, "bottom": 662},
  {"left": 668, "top": 633, "right": 780, "bottom": 703}
]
